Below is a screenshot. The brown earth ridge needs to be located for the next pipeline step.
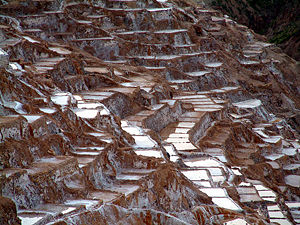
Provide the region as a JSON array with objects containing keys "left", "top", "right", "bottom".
[
  {"left": 201, "top": 0, "right": 300, "bottom": 61},
  {"left": 0, "top": 0, "right": 299, "bottom": 224}
]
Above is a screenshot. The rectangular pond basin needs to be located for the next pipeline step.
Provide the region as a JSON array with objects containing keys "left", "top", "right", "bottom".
[
  {"left": 64, "top": 199, "right": 100, "bottom": 210},
  {"left": 132, "top": 135, "right": 157, "bottom": 148},
  {"left": 134, "top": 149, "right": 162, "bottom": 158},
  {"left": 239, "top": 194, "right": 262, "bottom": 203},
  {"left": 181, "top": 169, "right": 209, "bottom": 181},
  {"left": 212, "top": 197, "right": 242, "bottom": 211},
  {"left": 88, "top": 191, "right": 120, "bottom": 203},
  {"left": 18, "top": 212, "right": 47, "bottom": 225},
  {"left": 173, "top": 142, "right": 197, "bottom": 151},
  {"left": 108, "top": 184, "right": 140, "bottom": 196}
]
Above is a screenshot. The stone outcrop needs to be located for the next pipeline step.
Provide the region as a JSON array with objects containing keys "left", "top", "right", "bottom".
[{"left": 0, "top": 0, "right": 299, "bottom": 224}]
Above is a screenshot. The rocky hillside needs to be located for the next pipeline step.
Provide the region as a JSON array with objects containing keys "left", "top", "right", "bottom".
[
  {"left": 202, "top": 0, "right": 300, "bottom": 61},
  {"left": 0, "top": 0, "right": 299, "bottom": 224}
]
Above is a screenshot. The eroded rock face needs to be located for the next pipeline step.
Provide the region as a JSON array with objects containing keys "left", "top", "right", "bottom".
[
  {"left": 0, "top": 0, "right": 299, "bottom": 224},
  {"left": 0, "top": 196, "right": 21, "bottom": 225}
]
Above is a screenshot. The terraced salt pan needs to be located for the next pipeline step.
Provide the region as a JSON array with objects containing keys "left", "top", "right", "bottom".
[
  {"left": 236, "top": 187, "right": 257, "bottom": 194},
  {"left": 74, "top": 37, "right": 114, "bottom": 41},
  {"left": 170, "top": 155, "right": 179, "bottom": 162},
  {"left": 212, "top": 176, "right": 226, "bottom": 182},
  {"left": 165, "top": 137, "right": 190, "bottom": 143},
  {"left": 174, "top": 128, "right": 190, "bottom": 133},
  {"left": 62, "top": 207, "right": 76, "bottom": 214},
  {"left": 283, "top": 164, "right": 300, "bottom": 170},
  {"left": 88, "top": 191, "right": 119, "bottom": 203},
  {"left": 9, "top": 62, "right": 25, "bottom": 72},
  {"left": 270, "top": 219, "right": 292, "bottom": 225},
  {"left": 269, "top": 211, "right": 285, "bottom": 219},
  {"left": 263, "top": 136, "right": 281, "bottom": 144},
  {"left": 104, "top": 60, "right": 127, "bottom": 64},
  {"left": 154, "top": 29, "right": 187, "bottom": 34},
  {"left": 77, "top": 103, "right": 103, "bottom": 109},
  {"left": 76, "top": 20, "right": 92, "bottom": 24},
  {"left": 286, "top": 202, "right": 300, "bottom": 209},
  {"left": 147, "top": 7, "right": 171, "bottom": 12},
  {"left": 74, "top": 151, "right": 100, "bottom": 156},
  {"left": 239, "top": 194, "right": 262, "bottom": 202},
  {"left": 267, "top": 161, "right": 280, "bottom": 169},
  {"left": 121, "top": 82, "right": 153, "bottom": 87},
  {"left": 285, "top": 175, "right": 300, "bottom": 187},
  {"left": 258, "top": 190, "right": 276, "bottom": 197},
  {"left": 3, "top": 101, "right": 26, "bottom": 114},
  {"left": 193, "top": 104, "right": 223, "bottom": 109},
  {"left": 144, "top": 66, "right": 166, "bottom": 70},
  {"left": 23, "top": 36, "right": 40, "bottom": 43},
  {"left": 19, "top": 214, "right": 44, "bottom": 225},
  {"left": 194, "top": 108, "right": 222, "bottom": 112},
  {"left": 200, "top": 188, "right": 227, "bottom": 197},
  {"left": 173, "top": 95, "right": 207, "bottom": 100},
  {"left": 37, "top": 157, "right": 67, "bottom": 164},
  {"left": 49, "top": 47, "right": 71, "bottom": 54},
  {"left": 51, "top": 94, "right": 70, "bottom": 106},
  {"left": 122, "top": 126, "right": 143, "bottom": 135},
  {"left": 77, "top": 147, "right": 105, "bottom": 151},
  {"left": 186, "top": 71, "right": 210, "bottom": 76},
  {"left": 87, "top": 132, "right": 106, "bottom": 137},
  {"left": 212, "top": 198, "right": 242, "bottom": 211},
  {"left": 81, "top": 91, "right": 114, "bottom": 96},
  {"left": 149, "top": 104, "right": 165, "bottom": 110},
  {"left": 74, "top": 109, "right": 99, "bottom": 119},
  {"left": 117, "top": 30, "right": 150, "bottom": 35},
  {"left": 133, "top": 135, "right": 156, "bottom": 148},
  {"left": 233, "top": 99, "right": 262, "bottom": 108},
  {"left": 267, "top": 205, "right": 280, "bottom": 211},
  {"left": 65, "top": 200, "right": 99, "bottom": 209},
  {"left": 254, "top": 185, "right": 269, "bottom": 191},
  {"left": 193, "top": 181, "right": 211, "bottom": 187},
  {"left": 174, "top": 44, "right": 197, "bottom": 48},
  {"left": 108, "top": 184, "right": 140, "bottom": 196},
  {"left": 264, "top": 154, "right": 284, "bottom": 160},
  {"left": 116, "top": 174, "right": 146, "bottom": 181},
  {"left": 205, "top": 62, "right": 222, "bottom": 67},
  {"left": 28, "top": 204, "right": 77, "bottom": 215},
  {"left": 282, "top": 148, "right": 298, "bottom": 156},
  {"left": 184, "top": 158, "right": 224, "bottom": 168},
  {"left": 240, "top": 60, "right": 260, "bottom": 65},
  {"left": 134, "top": 149, "right": 162, "bottom": 158},
  {"left": 173, "top": 142, "right": 197, "bottom": 150},
  {"left": 164, "top": 145, "right": 177, "bottom": 155},
  {"left": 166, "top": 133, "right": 189, "bottom": 138},
  {"left": 169, "top": 79, "right": 192, "bottom": 84},
  {"left": 182, "top": 170, "right": 209, "bottom": 180},
  {"left": 180, "top": 98, "right": 212, "bottom": 103},
  {"left": 254, "top": 130, "right": 269, "bottom": 138},
  {"left": 39, "top": 108, "right": 57, "bottom": 114},
  {"left": 84, "top": 67, "right": 109, "bottom": 73},
  {"left": 106, "top": 8, "right": 144, "bottom": 12},
  {"left": 207, "top": 167, "right": 223, "bottom": 176},
  {"left": 23, "top": 115, "right": 42, "bottom": 123},
  {"left": 225, "top": 219, "right": 248, "bottom": 225},
  {"left": 291, "top": 141, "right": 300, "bottom": 148},
  {"left": 132, "top": 55, "right": 180, "bottom": 60},
  {"left": 99, "top": 137, "right": 113, "bottom": 143}
]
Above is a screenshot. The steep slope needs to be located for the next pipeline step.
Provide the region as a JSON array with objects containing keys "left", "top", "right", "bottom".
[
  {"left": 202, "top": 0, "right": 300, "bottom": 61},
  {"left": 0, "top": 0, "right": 299, "bottom": 225}
]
